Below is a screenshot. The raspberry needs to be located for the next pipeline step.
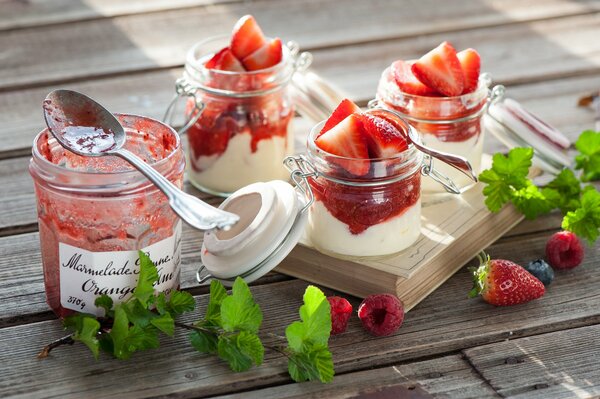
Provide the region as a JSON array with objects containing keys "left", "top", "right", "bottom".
[
  {"left": 327, "top": 296, "right": 353, "bottom": 335},
  {"left": 546, "top": 231, "right": 584, "bottom": 270},
  {"left": 357, "top": 294, "right": 404, "bottom": 336}
]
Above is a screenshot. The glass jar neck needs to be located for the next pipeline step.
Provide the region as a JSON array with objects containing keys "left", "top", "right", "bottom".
[
  {"left": 30, "top": 114, "right": 183, "bottom": 194},
  {"left": 306, "top": 114, "right": 423, "bottom": 186},
  {"left": 377, "top": 68, "right": 491, "bottom": 123},
  {"left": 183, "top": 35, "right": 296, "bottom": 98}
]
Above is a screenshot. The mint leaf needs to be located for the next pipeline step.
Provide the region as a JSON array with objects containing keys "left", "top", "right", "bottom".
[
  {"left": 189, "top": 330, "right": 218, "bottom": 354},
  {"left": 574, "top": 130, "right": 600, "bottom": 181},
  {"left": 110, "top": 305, "right": 131, "bottom": 359},
  {"left": 65, "top": 315, "right": 101, "bottom": 360},
  {"left": 150, "top": 313, "right": 175, "bottom": 336},
  {"left": 155, "top": 292, "right": 168, "bottom": 315},
  {"left": 123, "top": 299, "right": 156, "bottom": 328},
  {"left": 236, "top": 331, "right": 264, "bottom": 366},
  {"left": 285, "top": 286, "right": 333, "bottom": 383},
  {"left": 220, "top": 277, "right": 262, "bottom": 334},
  {"left": 167, "top": 290, "right": 195, "bottom": 316},
  {"left": 217, "top": 335, "right": 253, "bottom": 372},
  {"left": 134, "top": 251, "right": 158, "bottom": 307},
  {"left": 562, "top": 187, "right": 600, "bottom": 244},
  {"left": 511, "top": 182, "right": 554, "bottom": 219},
  {"left": 204, "top": 280, "right": 228, "bottom": 325},
  {"left": 94, "top": 295, "right": 113, "bottom": 317},
  {"left": 479, "top": 148, "right": 534, "bottom": 213},
  {"left": 125, "top": 325, "right": 160, "bottom": 352},
  {"left": 287, "top": 344, "right": 333, "bottom": 383},
  {"left": 545, "top": 169, "right": 581, "bottom": 213}
]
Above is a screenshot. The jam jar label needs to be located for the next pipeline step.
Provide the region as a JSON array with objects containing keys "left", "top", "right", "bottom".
[{"left": 58, "top": 222, "right": 183, "bottom": 315}]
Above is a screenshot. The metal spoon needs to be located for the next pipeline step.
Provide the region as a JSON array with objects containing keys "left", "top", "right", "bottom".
[
  {"left": 42, "top": 89, "right": 239, "bottom": 231},
  {"left": 368, "top": 104, "right": 478, "bottom": 182}
]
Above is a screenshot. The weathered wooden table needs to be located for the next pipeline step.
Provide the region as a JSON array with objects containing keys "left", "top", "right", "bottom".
[{"left": 2, "top": 1, "right": 600, "bottom": 398}]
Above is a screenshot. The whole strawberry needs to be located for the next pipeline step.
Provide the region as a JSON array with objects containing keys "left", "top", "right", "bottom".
[{"left": 468, "top": 254, "right": 545, "bottom": 306}]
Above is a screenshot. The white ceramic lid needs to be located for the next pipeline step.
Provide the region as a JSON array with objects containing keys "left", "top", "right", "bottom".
[
  {"left": 200, "top": 180, "right": 308, "bottom": 284},
  {"left": 486, "top": 97, "right": 572, "bottom": 174}
]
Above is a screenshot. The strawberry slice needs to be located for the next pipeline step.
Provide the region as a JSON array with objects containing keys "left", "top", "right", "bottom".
[
  {"left": 315, "top": 114, "right": 370, "bottom": 176},
  {"left": 318, "top": 98, "right": 362, "bottom": 137},
  {"left": 411, "top": 42, "right": 465, "bottom": 96},
  {"left": 204, "top": 47, "right": 245, "bottom": 72},
  {"left": 242, "top": 38, "right": 283, "bottom": 71},
  {"left": 391, "top": 60, "right": 436, "bottom": 96},
  {"left": 360, "top": 114, "right": 408, "bottom": 157},
  {"left": 457, "top": 48, "right": 481, "bottom": 94},
  {"left": 230, "top": 15, "right": 267, "bottom": 60}
]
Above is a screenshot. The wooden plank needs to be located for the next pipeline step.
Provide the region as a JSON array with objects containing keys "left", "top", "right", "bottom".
[
  {"left": 0, "top": 232, "right": 599, "bottom": 397},
  {"left": 0, "top": 0, "right": 244, "bottom": 31},
  {"left": 1, "top": 3, "right": 600, "bottom": 91},
  {"left": 464, "top": 324, "right": 600, "bottom": 398},
  {"left": 214, "top": 355, "right": 498, "bottom": 399},
  {"left": 2, "top": 0, "right": 598, "bottom": 33}
]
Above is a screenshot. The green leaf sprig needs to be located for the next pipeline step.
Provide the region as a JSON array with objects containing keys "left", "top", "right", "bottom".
[
  {"left": 480, "top": 130, "right": 600, "bottom": 244},
  {"left": 42, "top": 251, "right": 335, "bottom": 384}
]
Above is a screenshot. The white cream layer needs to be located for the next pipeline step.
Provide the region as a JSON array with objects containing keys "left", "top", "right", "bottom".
[
  {"left": 306, "top": 199, "right": 421, "bottom": 257},
  {"left": 188, "top": 129, "right": 293, "bottom": 194}
]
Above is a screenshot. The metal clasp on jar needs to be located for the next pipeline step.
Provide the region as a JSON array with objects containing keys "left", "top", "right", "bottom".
[{"left": 163, "top": 41, "right": 312, "bottom": 135}]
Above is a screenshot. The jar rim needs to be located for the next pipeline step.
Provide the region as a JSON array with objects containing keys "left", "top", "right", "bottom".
[
  {"left": 184, "top": 34, "right": 296, "bottom": 97},
  {"left": 31, "top": 113, "right": 181, "bottom": 179}
]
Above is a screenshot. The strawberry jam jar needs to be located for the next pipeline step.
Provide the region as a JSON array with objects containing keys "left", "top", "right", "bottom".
[
  {"left": 29, "top": 114, "right": 184, "bottom": 318},
  {"left": 377, "top": 71, "right": 491, "bottom": 193},
  {"left": 174, "top": 36, "right": 301, "bottom": 197},
  {"left": 302, "top": 111, "right": 423, "bottom": 258}
]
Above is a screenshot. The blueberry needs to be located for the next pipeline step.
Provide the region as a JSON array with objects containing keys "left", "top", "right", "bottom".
[{"left": 525, "top": 259, "right": 555, "bottom": 286}]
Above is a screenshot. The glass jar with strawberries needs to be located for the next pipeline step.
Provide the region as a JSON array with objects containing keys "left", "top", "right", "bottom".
[
  {"left": 165, "top": 15, "right": 311, "bottom": 197},
  {"left": 292, "top": 100, "right": 423, "bottom": 258},
  {"left": 377, "top": 42, "right": 493, "bottom": 194}
]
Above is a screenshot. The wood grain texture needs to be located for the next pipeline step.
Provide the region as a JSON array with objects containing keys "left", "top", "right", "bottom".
[
  {"left": 1, "top": 231, "right": 599, "bottom": 397},
  {"left": 464, "top": 324, "right": 600, "bottom": 398},
  {"left": 0, "top": 0, "right": 243, "bottom": 31},
  {"left": 1, "top": 3, "right": 600, "bottom": 91},
  {"left": 214, "top": 355, "right": 498, "bottom": 399}
]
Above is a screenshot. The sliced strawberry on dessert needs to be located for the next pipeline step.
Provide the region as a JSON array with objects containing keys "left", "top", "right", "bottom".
[
  {"left": 359, "top": 113, "right": 408, "bottom": 157},
  {"left": 205, "top": 47, "right": 245, "bottom": 72},
  {"left": 242, "top": 38, "right": 283, "bottom": 71},
  {"left": 457, "top": 48, "right": 481, "bottom": 94},
  {"left": 315, "top": 114, "right": 370, "bottom": 176},
  {"left": 469, "top": 254, "right": 545, "bottom": 306},
  {"left": 391, "top": 60, "right": 437, "bottom": 96},
  {"left": 411, "top": 41, "right": 465, "bottom": 97},
  {"left": 230, "top": 15, "right": 267, "bottom": 60},
  {"left": 318, "top": 98, "right": 362, "bottom": 137}
]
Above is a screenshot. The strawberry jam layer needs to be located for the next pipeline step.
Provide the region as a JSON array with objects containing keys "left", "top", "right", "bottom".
[
  {"left": 309, "top": 170, "right": 420, "bottom": 235},
  {"left": 186, "top": 93, "right": 293, "bottom": 168}
]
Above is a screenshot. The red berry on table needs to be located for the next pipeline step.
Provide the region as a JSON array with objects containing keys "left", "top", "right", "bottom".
[
  {"left": 411, "top": 41, "right": 465, "bottom": 96},
  {"left": 242, "top": 37, "right": 283, "bottom": 71},
  {"left": 357, "top": 294, "right": 404, "bottom": 336},
  {"left": 319, "top": 98, "right": 362, "bottom": 137},
  {"left": 315, "top": 113, "right": 370, "bottom": 176},
  {"left": 327, "top": 296, "right": 353, "bottom": 335},
  {"left": 469, "top": 254, "right": 545, "bottom": 306},
  {"left": 391, "top": 60, "right": 437, "bottom": 96},
  {"left": 545, "top": 231, "right": 585, "bottom": 270},
  {"left": 204, "top": 47, "right": 245, "bottom": 72},
  {"left": 230, "top": 15, "right": 267, "bottom": 60},
  {"left": 359, "top": 113, "right": 408, "bottom": 157},
  {"left": 457, "top": 48, "right": 481, "bottom": 94}
]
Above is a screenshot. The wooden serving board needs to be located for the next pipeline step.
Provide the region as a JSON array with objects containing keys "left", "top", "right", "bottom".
[{"left": 276, "top": 182, "right": 524, "bottom": 311}]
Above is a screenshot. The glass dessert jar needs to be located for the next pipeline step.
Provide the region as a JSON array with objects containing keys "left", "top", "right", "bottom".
[
  {"left": 296, "top": 111, "right": 424, "bottom": 258},
  {"left": 165, "top": 36, "right": 311, "bottom": 197},
  {"left": 29, "top": 114, "right": 184, "bottom": 318},
  {"left": 377, "top": 70, "right": 493, "bottom": 193}
]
